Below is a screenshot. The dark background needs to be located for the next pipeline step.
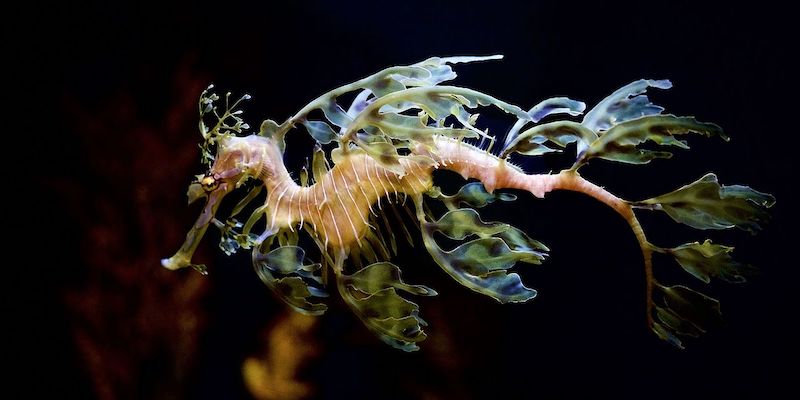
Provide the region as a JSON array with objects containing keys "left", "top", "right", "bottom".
[{"left": 8, "top": 1, "right": 795, "bottom": 399}]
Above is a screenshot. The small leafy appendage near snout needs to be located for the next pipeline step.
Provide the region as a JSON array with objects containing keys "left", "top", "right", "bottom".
[{"left": 163, "top": 56, "right": 774, "bottom": 351}]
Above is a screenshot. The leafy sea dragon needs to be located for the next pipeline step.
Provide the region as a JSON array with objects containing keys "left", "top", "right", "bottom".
[{"left": 162, "top": 56, "right": 774, "bottom": 351}]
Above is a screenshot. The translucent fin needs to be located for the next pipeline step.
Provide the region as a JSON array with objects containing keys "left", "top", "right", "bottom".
[
  {"left": 365, "top": 226, "right": 391, "bottom": 260},
  {"left": 231, "top": 185, "right": 264, "bottom": 218},
  {"left": 581, "top": 115, "right": 725, "bottom": 165},
  {"left": 639, "top": 173, "right": 775, "bottom": 233},
  {"left": 583, "top": 79, "right": 672, "bottom": 133},
  {"left": 345, "top": 262, "right": 437, "bottom": 297},
  {"left": 651, "top": 284, "right": 723, "bottom": 348},
  {"left": 389, "top": 202, "right": 415, "bottom": 246},
  {"left": 417, "top": 206, "right": 547, "bottom": 303},
  {"left": 311, "top": 145, "right": 328, "bottom": 184},
  {"left": 379, "top": 211, "right": 398, "bottom": 255},
  {"left": 358, "top": 238, "right": 379, "bottom": 265},
  {"left": 338, "top": 261, "right": 436, "bottom": 351},
  {"left": 253, "top": 242, "right": 328, "bottom": 315},
  {"left": 300, "top": 164, "right": 309, "bottom": 187},
  {"left": 667, "top": 240, "right": 754, "bottom": 283},
  {"left": 436, "top": 181, "right": 516, "bottom": 210}
]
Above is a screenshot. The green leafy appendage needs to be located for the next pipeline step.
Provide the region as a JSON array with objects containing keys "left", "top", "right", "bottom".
[
  {"left": 638, "top": 173, "right": 775, "bottom": 233},
  {"left": 339, "top": 262, "right": 436, "bottom": 351},
  {"left": 253, "top": 245, "right": 328, "bottom": 316},
  {"left": 419, "top": 206, "right": 548, "bottom": 304},
  {"left": 667, "top": 240, "right": 753, "bottom": 284}
]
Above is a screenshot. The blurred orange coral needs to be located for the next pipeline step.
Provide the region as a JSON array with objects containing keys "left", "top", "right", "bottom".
[{"left": 243, "top": 311, "right": 320, "bottom": 400}]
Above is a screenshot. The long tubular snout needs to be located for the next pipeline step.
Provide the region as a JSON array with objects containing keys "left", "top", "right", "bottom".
[{"left": 161, "top": 183, "right": 232, "bottom": 270}]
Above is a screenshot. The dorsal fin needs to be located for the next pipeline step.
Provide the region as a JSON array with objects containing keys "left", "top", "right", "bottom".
[
  {"left": 300, "top": 158, "right": 309, "bottom": 187},
  {"left": 311, "top": 145, "right": 328, "bottom": 184}
]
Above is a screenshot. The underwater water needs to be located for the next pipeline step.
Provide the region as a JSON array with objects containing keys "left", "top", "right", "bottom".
[{"left": 9, "top": 1, "right": 794, "bottom": 399}]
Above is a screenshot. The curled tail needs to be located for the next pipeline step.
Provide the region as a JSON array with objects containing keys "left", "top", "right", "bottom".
[{"left": 423, "top": 136, "right": 771, "bottom": 348}]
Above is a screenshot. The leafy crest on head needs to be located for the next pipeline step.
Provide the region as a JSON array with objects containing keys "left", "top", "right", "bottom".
[{"left": 197, "top": 84, "right": 252, "bottom": 165}]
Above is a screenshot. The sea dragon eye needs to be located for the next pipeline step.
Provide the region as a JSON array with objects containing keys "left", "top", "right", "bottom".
[{"left": 200, "top": 174, "right": 218, "bottom": 191}]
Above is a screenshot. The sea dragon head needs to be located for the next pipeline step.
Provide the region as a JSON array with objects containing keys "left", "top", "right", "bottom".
[{"left": 161, "top": 86, "right": 281, "bottom": 272}]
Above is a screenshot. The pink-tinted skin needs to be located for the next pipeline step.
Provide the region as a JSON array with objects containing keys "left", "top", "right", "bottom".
[{"left": 161, "top": 134, "right": 653, "bottom": 324}]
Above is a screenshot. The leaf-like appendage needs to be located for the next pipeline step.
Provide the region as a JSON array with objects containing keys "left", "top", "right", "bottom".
[
  {"left": 373, "top": 87, "right": 528, "bottom": 127},
  {"left": 357, "top": 137, "right": 404, "bottom": 174},
  {"left": 502, "top": 97, "right": 587, "bottom": 150},
  {"left": 231, "top": 185, "right": 264, "bottom": 218},
  {"left": 350, "top": 86, "right": 530, "bottom": 171},
  {"left": 641, "top": 173, "right": 775, "bottom": 233},
  {"left": 345, "top": 262, "right": 437, "bottom": 297},
  {"left": 421, "top": 208, "right": 547, "bottom": 303},
  {"left": 448, "top": 237, "right": 543, "bottom": 275},
  {"left": 583, "top": 79, "right": 672, "bottom": 132},
  {"left": 301, "top": 120, "right": 338, "bottom": 144},
  {"left": 257, "top": 118, "right": 286, "bottom": 153},
  {"left": 493, "top": 223, "right": 550, "bottom": 255},
  {"left": 258, "top": 119, "right": 280, "bottom": 136},
  {"left": 367, "top": 68, "right": 421, "bottom": 98},
  {"left": 501, "top": 121, "right": 598, "bottom": 158},
  {"left": 401, "top": 55, "right": 502, "bottom": 87},
  {"left": 452, "top": 90, "right": 532, "bottom": 121},
  {"left": 218, "top": 220, "right": 258, "bottom": 256},
  {"left": 346, "top": 89, "right": 373, "bottom": 118},
  {"left": 530, "top": 97, "right": 587, "bottom": 123},
  {"left": 653, "top": 284, "right": 723, "bottom": 348},
  {"left": 339, "top": 263, "right": 434, "bottom": 351},
  {"left": 582, "top": 115, "right": 726, "bottom": 164},
  {"left": 668, "top": 240, "right": 752, "bottom": 283},
  {"left": 434, "top": 211, "right": 507, "bottom": 240},
  {"left": 253, "top": 245, "right": 328, "bottom": 315},
  {"left": 367, "top": 58, "right": 481, "bottom": 97},
  {"left": 652, "top": 319, "right": 686, "bottom": 349},
  {"left": 311, "top": 145, "right": 328, "bottom": 184},
  {"left": 294, "top": 55, "right": 504, "bottom": 143},
  {"left": 321, "top": 101, "right": 352, "bottom": 128},
  {"left": 437, "top": 182, "right": 517, "bottom": 210},
  {"left": 369, "top": 112, "right": 475, "bottom": 146},
  {"left": 299, "top": 166, "right": 309, "bottom": 187},
  {"left": 213, "top": 185, "right": 265, "bottom": 255},
  {"left": 665, "top": 285, "right": 723, "bottom": 329},
  {"left": 429, "top": 209, "right": 548, "bottom": 259},
  {"left": 271, "top": 276, "right": 328, "bottom": 314},
  {"left": 196, "top": 88, "right": 253, "bottom": 163},
  {"left": 261, "top": 246, "right": 306, "bottom": 273}
]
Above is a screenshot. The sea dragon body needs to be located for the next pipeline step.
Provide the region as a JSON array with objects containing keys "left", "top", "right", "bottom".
[{"left": 163, "top": 56, "right": 774, "bottom": 351}]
